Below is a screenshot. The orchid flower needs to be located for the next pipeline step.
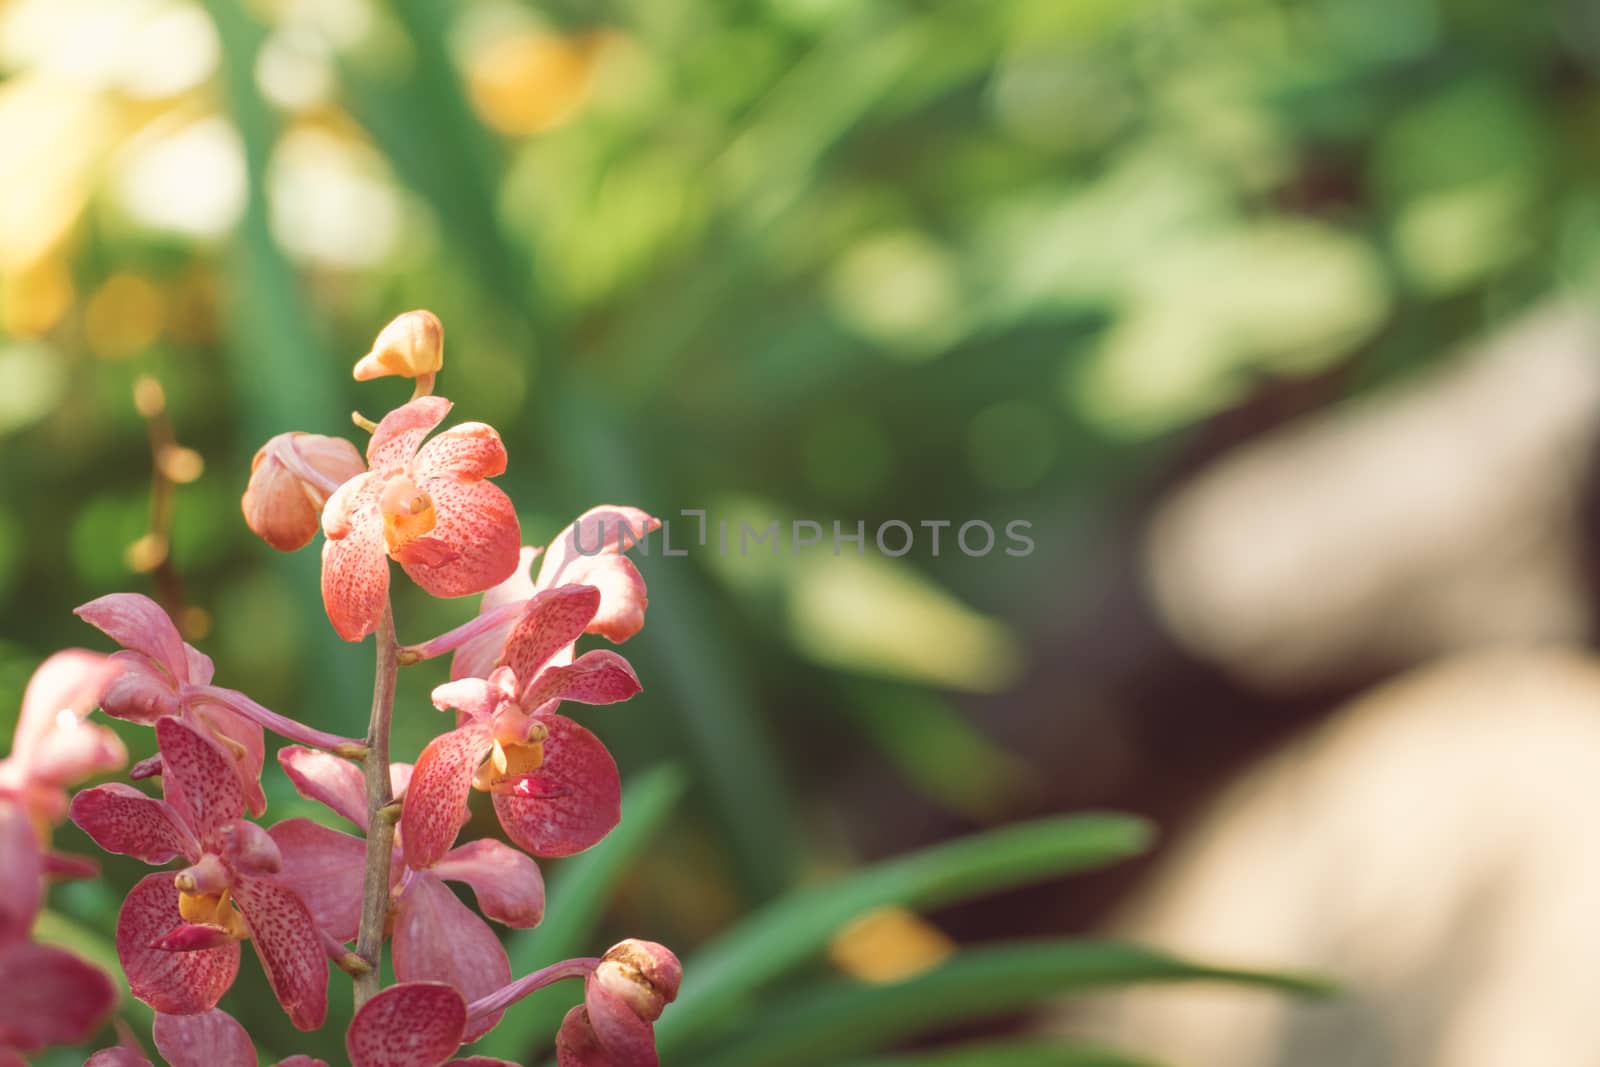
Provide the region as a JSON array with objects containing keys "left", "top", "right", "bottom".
[
  {"left": 320, "top": 395, "right": 521, "bottom": 642},
  {"left": 403, "top": 584, "right": 641, "bottom": 866},
  {"left": 69, "top": 717, "right": 330, "bottom": 1029},
  {"left": 345, "top": 940, "right": 680, "bottom": 1067},
  {"left": 271, "top": 746, "right": 545, "bottom": 1040},
  {"left": 242, "top": 432, "right": 366, "bottom": 552},
  {"left": 88, "top": 1009, "right": 331, "bottom": 1067},
  {"left": 74, "top": 592, "right": 363, "bottom": 815},
  {"left": 404, "top": 506, "right": 657, "bottom": 681}
]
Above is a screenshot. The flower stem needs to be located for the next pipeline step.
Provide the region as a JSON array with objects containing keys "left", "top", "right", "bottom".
[{"left": 353, "top": 603, "right": 400, "bottom": 1009}]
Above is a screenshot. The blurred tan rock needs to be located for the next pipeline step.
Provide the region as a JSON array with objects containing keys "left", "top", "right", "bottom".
[
  {"left": 1145, "top": 306, "right": 1600, "bottom": 691},
  {"left": 1061, "top": 651, "right": 1600, "bottom": 1067}
]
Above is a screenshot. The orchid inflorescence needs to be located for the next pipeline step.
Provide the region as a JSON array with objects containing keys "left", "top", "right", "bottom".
[{"left": 0, "top": 310, "right": 679, "bottom": 1066}]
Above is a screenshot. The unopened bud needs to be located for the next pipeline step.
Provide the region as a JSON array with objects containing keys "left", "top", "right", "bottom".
[
  {"left": 593, "top": 939, "right": 682, "bottom": 1023},
  {"left": 241, "top": 432, "right": 365, "bottom": 551},
  {"left": 354, "top": 310, "right": 444, "bottom": 382}
]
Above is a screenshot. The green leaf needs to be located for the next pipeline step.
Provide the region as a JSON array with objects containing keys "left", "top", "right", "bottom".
[
  {"left": 474, "top": 765, "right": 688, "bottom": 1060},
  {"left": 841, "top": 1037, "right": 1166, "bottom": 1067},
  {"left": 690, "top": 940, "right": 1332, "bottom": 1067},
  {"left": 657, "top": 813, "right": 1153, "bottom": 1052}
]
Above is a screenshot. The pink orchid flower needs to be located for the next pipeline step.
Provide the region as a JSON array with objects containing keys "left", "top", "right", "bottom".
[
  {"left": 404, "top": 506, "right": 657, "bottom": 682},
  {"left": 75, "top": 592, "right": 362, "bottom": 814},
  {"left": 70, "top": 717, "right": 329, "bottom": 1029},
  {"left": 403, "top": 585, "right": 642, "bottom": 867},
  {"left": 345, "top": 940, "right": 680, "bottom": 1067},
  {"left": 89, "top": 1008, "right": 331, "bottom": 1067},
  {"left": 271, "top": 745, "right": 545, "bottom": 1041},
  {"left": 320, "top": 395, "right": 521, "bottom": 642},
  {"left": 0, "top": 934, "right": 118, "bottom": 1065}
]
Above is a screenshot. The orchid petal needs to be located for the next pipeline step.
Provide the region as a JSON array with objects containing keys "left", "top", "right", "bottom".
[
  {"left": 445, "top": 1059, "right": 521, "bottom": 1066},
  {"left": 10, "top": 649, "right": 117, "bottom": 768},
  {"left": 101, "top": 651, "right": 181, "bottom": 723},
  {"left": 367, "top": 396, "right": 452, "bottom": 471},
  {"left": 118, "top": 873, "right": 239, "bottom": 1014},
  {"left": 433, "top": 839, "right": 545, "bottom": 928},
  {"left": 554, "top": 1005, "right": 611, "bottom": 1067},
  {"left": 584, "top": 980, "right": 659, "bottom": 1066},
  {"left": 44, "top": 850, "right": 99, "bottom": 880},
  {"left": 520, "top": 650, "right": 641, "bottom": 711},
  {"left": 401, "top": 477, "right": 520, "bottom": 599},
  {"left": 153, "top": 923, "right": 239, "bottom": 952},
  {"left": 70, "top": 784, "right": 196, "bottom": 865},
  {"left": 86, "top": 1048, "right": 154, "bottom": 1067},
  {"left": 152, "top": 1009, "right": 255, "bottom": 1067},
  {"left": 412, "top": 422, "right": 507, "bottom": 481},
  {"left": 450, "top": 547, "right": 540, "bottom": 681},
  {"left": 498, "top": 586, "right": 601, "bottom": 690},
  {"left": 429, "top": 673, "right": 509, "bottom": 722},
  {"left": 535, "top": 507, "right": 658, "bottom": 591},
  {"left": 278, "top": 746, "right": 368, "bottom": 828},
  {"left": 0, "top": 941, "right": 116, "bottom": 1051},
  {"left": 219, "top": 819, "right": 283, "bottom": 875},
  {"left": 75, "top": 593, "right": 188, "bottom": 680},
  {"left": 321, "top": 491, "right": 391, "bottom": 642},
  {"left": 269, "top": 818, "right": 366, "bottom": 942},
  {"left": 230, "top": 873, "right": 329, "bottom": 1030},
  {"left": 401, "top": 723, "right": 493, "bottom": 869},
  {"left": 187, "top": 698, "right": 268, "bottom": 818},
  {"left": 0, "top": 801, "right": 41, "bottom": 945},
  {"left": 155, "top": 717, "right": 245, "bottom": 849},
  {"left": 346, "top": 981, "right": 466, "bottom": 1067},
  {"left": 392, "top": 873, "right": 511, "bottom": 1042},
  {"left": 278, "top": 1057, "right": 333, "bottom": 1067},
  {"left": 492, "top": 715, "right": 620, "bottom": 858},
  {"left": 562, "top": 553, "right": 651, "bottom": 644}
]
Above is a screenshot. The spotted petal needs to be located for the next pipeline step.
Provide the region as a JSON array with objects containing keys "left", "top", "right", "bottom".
[
  {"left": 321, "top": 482, "right": 391, "bottom": 642},
  {"left": 152, "top": 1009, "right": 255, "bottom": 1067},
  {"left": 269, "top": 818, "right": 366, "bottom": 942},
  {"left": 0, "top": 940, "right": 116, "bottom": 1051},
  {"left": 392, "top": 873, "right": 511, "bottom": 1042},
  {"left": 118, "top": 873, "right": 240, "bottom": 1015},
  {"left": 155, "top": 717, "right": 245, "bottom": 849},
  {"left": 367, "top": 396, "right": 451, "bottom": 471},
  {"left": 413, "top": 422, "right": 507, "bottom": 482},
  {"left": 70, "top": 784, "right": 196, "bottom": 865},
  {"left": 401, "top": 477, "right": 520, "bottom": 599},
  {"left": 492, "top": 715, "right": 621, "bottom": 857},
  {"left": 519, "top": 650, "right": 641, "bottom": 711},
  {"left": 433, "top": 839, "right": 545, "bottom": 928},
  {"left": 499, "top": 586, "right": 601, "bottom": 690},
  {"left": 231, "top": 874, "right": 329, "bottom": 1030},
  {"left": 401, "top": 722, "right": 493, "bottom": 870},
  {"left": 346, "top": 981, "right": 466, "bottom": 1067}
]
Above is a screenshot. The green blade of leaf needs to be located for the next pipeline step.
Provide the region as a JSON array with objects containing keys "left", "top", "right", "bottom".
[
  {"left": 474, "top": 765, "right": 687, "bottom": 1060},
  {"left": 841, "top": 1037, "right": 1165, "bottom": 1067},
  {"left": 656, "top": 813, "right": 1154, "bottom": 1052},
  {"left": 691, "top": 939, "right": 1332, "bottom": 1067}
]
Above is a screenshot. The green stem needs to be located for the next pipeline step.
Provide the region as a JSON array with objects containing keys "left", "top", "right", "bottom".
[{"left": 353, "top": 604, "right": 400, "bottom": 1008}]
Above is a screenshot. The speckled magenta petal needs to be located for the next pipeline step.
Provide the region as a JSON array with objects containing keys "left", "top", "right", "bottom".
[
  {"left": 401, "top": 478, "right": 520, "bottom": 599},
  {"left": 449, "top": 547, "right": 540, "bottom": 681},
  {"left": 278, "top": 747, "right": 368, "bottom": 828},
  {"left": 118, "top": 873, "right": 239, "bottom": 1014},
  {"left": 367, "top": 396, "right": 452, "bottom": 471},
  {"left": 69, "top": 784, "right": 196, "bottom": 865},
  {"left": 520, "top": 650, "right": 641, "bottom": 711},
  {"left": 412, "top": 422, "right": 507, "bottom": 482},
  {"left": 401, "top": 723, "right": 493, "bottom": 870},
  {"left": 492, "top": 715, "right": 620, "bottom": 858},
  {"left": 0, "top": 801, "right": 42, "bottom": 945},
  {"left": 392, "top": 873, "right": 511, "bottom": 1043},
  {"left": 189, "top": 700, "right": 267, "bottom": 818},
  {"left": 152, "top": 1009, "right": 255, "bottom": 1067},
  {"left": 0, "top": 940, "right": 116, "bottom": 1050},
  {"left": 561, "top": 553, "right": 650, "bottom": 644},
  {"left": 321, "top": 501, "right": 391, "bottom": 642},
  {"left": 86, "top": 1047, "right": 154, "bottom": 1067},
  {"left": 346, "top": 981, "right": 466, "bottom": 1067},
  {"left": 554, "top": 1005, "right": 610, "bottom": 1067},
  {"left": 155, "top": 717, "right": 245, "bottom": 849},
  {"left": 277, "top": 1057, "right": 332, "bottom": 1067},
  {"left": 10, "top": 649, "right": 116, "bottom": 767},
  {"left": 585, "top": 980, "right": 658, "bottom": 1066},
  {"left": 230, "top": 874, "right": 328, "bottom": 1030},
  {"left": 433, "top": 839, "right": 545, "bottom": 928},
  {"left": 100, "top": 651, "right": 180, "bottom": 723},
  {"left": 444, "top": 1059, "right": 521, "bottom": 1066},
  {"left": 268, "top": 818, "right": 366, "bottom": 942},
  {"left": 75, "top": 593, "right": 188, "bottom": 679},
  {"left": 499, "top": 586, "right": 601, "bottom": 691}
]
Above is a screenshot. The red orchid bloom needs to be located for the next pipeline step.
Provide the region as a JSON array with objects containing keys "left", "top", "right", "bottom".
[
  {"left": 69, "top": 717, "right": 329, "bottom": 1029},
  {"left": 88, "top": 1008, "right": 331, "bottom": 1067},
  {"left": 404, "top": 506, "right": 657, "bottom": 681},
  {"left": 403, "top": 585, "right": 642, "bottom": 867},
  {"left": 320, "top": 395, "right": 521, "bottom": 642},
  {"left": 271, "top": 745, "right": 545, "bottom": 1041},
  {"left": 344, "top": 940, "right": 680, "bottom": 1067},
  {"left": 75, "top": 593, "right": 360, "bottom": 815}
]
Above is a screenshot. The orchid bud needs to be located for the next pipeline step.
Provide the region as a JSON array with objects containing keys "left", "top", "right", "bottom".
[
  {"left": 353, "top": 310, "right": 444, "bottom": 382},
  {"left": 592, "top": 939, "right": 682, "bottom": 1023},
  {"left": 241, "top": 432, "right": 364, "bottom": 552}
]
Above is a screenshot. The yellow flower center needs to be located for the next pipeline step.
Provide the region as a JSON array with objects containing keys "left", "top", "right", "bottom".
[
  {"left": 379, "top": 474, "right": 436, "bottom": 552},
  {"left": 472, "top": 725, "right": 548, "bottom": 793},
  {"left": 177, "top": 888, "right": 250, "bottom": 941}
]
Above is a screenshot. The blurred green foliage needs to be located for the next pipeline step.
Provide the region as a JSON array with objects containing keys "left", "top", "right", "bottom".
[{"left": 2, "top": 0, "right": 1597, "bottom": 1060}]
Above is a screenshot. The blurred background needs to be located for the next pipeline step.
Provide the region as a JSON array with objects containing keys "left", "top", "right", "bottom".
[{"left": 6, "top": 0, "right": 1600, "bottom": 1063}]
